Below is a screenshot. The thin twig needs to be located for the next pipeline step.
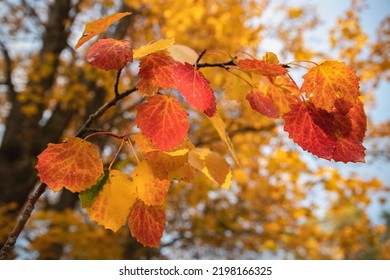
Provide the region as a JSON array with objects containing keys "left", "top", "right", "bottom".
[
  {"left": 196, "top": 59, "right": 236, "bottom": 70},
  {"left": 195, "top": 49, "right": 207, "bottom": 67},
  {"left": 75, "top": 87, "right": 138, "bottom": 137},
  {"left": 114, "top": 68, "right": 123, "bottom": 97}
]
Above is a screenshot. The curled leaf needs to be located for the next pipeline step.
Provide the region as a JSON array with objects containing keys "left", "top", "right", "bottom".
[
  {"left": 75, "top": 12, "right": 131, "bottom": 49},
  {"left": 283, "top": 100, "right": 366, "bottom": 163}
]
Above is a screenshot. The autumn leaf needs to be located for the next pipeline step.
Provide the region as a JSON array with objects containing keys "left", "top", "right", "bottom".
[
  {"left": 266, "top": 75, "right": 300, "bottom": 116},
  {"left": 236, "top": 58, "right": 288, "bottom": 78},
  {"left": 36, "top": 137, "right": 104, "bottom": 192},
  {"left": 208, "top": 114, "right": 240, "bottom": 165},
  {"left": 79, "top": 170, "right": 109, "bottom": 208},
  {"left": 263, "top": 52, "right": 280, "bottom": 64},
  {"left": 128, "top": 199, "right": 166, "bottom": 248},
  {"left": 133, "top": 134, "right": 196, "bottom": 182},
  {"left": 75, "top": 12, "right": 131, "bottom": 49},
  {"left": 133, "top": 38, "right": 175, "bottom": 60},
  {"left": 135, "top": 95, "right": 189, "bottom": 151},
  {"left": 86, "top": 39, "right": 133, "bottom": 71},
  {"left": 172, "top": 62, "right": 216, "bottom": 116},
  {"left": 87, "top": 170, "right": 137, "bottom": 232},
  {"left": 300, "top": 61, "right": 360, "bottom": 112},
  {"left": 283, "top": 100, "right": 366, "bottom": 163},
  {"left": 138, "top": 53, "right": 176, "bottom": 96},
  {"left": 131, "top": 161, "right": 170, "bottom": 206},
  {"left": 188, "top": 148, "right": 232, "bottom": 189},
  {"left": 246, "top": 88, "right": 279, "bottom": 118},
  {"left": 167, "top": 44, "right": 198, "bottom": 64}
]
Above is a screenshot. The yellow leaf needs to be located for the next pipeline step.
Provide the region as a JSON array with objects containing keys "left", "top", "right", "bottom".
[
  {"left": 188, "top": 148, "right": 232, "bottom": 189},
  {"left": 167, "top": 44, "right": 198, "bottom": 64},
  {"left": 263, "top": 52, "right": 280, "bottom": 64},
  {"left": 75, "top": 12, "right": 131, "bottom": 49},
  {"left": 209, "top": 114, "right": 240, "bottom": 165},
  {"left": 87, "top": 170, "right": 137, "bottom": 232},
  {"left": 133, "top": 38, "right": 175, "bottom": 60},
  {"left": 131, "top": 161, "right": 170, "bottom": 206}
]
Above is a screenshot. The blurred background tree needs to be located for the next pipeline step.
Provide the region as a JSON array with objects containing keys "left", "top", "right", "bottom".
[{"left": 0, "top": 0, "right": 389, "bottom": 259}]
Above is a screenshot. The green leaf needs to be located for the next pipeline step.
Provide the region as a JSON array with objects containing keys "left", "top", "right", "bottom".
[{"left": 79, "top": 170, "right": 109, "bottom": 208}]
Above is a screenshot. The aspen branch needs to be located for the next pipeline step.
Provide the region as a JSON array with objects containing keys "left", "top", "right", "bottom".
[
  {"left": 0, "top": 83, "right": 138, "bottom": 259},
  {"left": 1, "top": 57, "right": 253, "bottom": 259}
]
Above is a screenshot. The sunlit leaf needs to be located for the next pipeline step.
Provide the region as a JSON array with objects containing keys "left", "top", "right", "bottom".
[
  {"left": 135, "top": 95, "right": 189, "bottom": 151},
  {"left": 301, "top": 61, "right": 360, "bottom": 112},
  {"left": 167, "top": 44, "right": 198, "bottom": 64},
  {"left": 87, "top": 170, "right": 137, "bottom": 232},
  {"left": 131, "top": 161, "right": 170, "bottom": 206},
  {"left": 36, "top": 137, "right": 103, "bottom": 193},
  {"left": 133, "top": 38, "right": 175, "bottom": 60},
  {"left": 75, "top": 12, "right": 131, "bottom": 49}
]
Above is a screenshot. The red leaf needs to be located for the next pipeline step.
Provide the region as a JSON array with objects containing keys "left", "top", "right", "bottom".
[
  {"left": 236, "top": 59, "right": 288, "bottom": 78},
  {"left": 283, "top": 101, "right": 366, "bottom": 163},
  {"left": 36, "top": 137, "right": 104, "bottom": 192},
  {"left": 86, "top": 39, "right": 133, "bottom": 71},
  {"left": 246, "top": 88, "right": 279, "bottom": 118},
  {"left": 128, "top": 199, "right": 166, "bottom": 248},
  {"left": 172, "top": 62, "right": 216, "bottom": 116},
  {"left": 300, "top": 61, "right": 360, "bottom": 112},
  {"left": 138, "top": 53, "right": 176, "bottom": 96},
  {"left": 135, "top": 95, "right": 189, "bottom": 151}
]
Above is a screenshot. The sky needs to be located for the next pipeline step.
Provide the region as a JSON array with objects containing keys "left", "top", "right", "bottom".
[{"left": 294, "top": 0, "right": 390, "bottom": 222}]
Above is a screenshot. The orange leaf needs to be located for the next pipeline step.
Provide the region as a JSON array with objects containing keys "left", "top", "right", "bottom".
[
  {"left": 135, "top": 95, "right": 189, "bottom": 151},
  {"left": 75, "top": 12, "right": 131, "bottom": 49},
  {"left": 246, "top": 88, "right": 279, "bottom": 118},
  {"left": 128, "top": 199, "right": 166, "bottom": 248},
  {"left": 87, "top": 170, "right": 137, "bottom": 232},
  {"left": 138, "top": 53, "right": 176, "bottom": 96},
  {"left": 283, "top": 100, "right": 366, "bottom": 163},
  {"left": 36, "top": 137, "right": 103, "bottom": 192},
  {"left": 172, "top": 62, "right": 216, "bottom": 116},
  {"left": 86, "top": 39, "right": 133, "bottom": 71},
  {"left": 301, "top": 61, "right": 360, "bottom": 112},
  {"left": 131, "top": 161, "right": 170, "bottom": 206},
  {"left": 236, "top": 58, "right": 288, "bottom": 78}
]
